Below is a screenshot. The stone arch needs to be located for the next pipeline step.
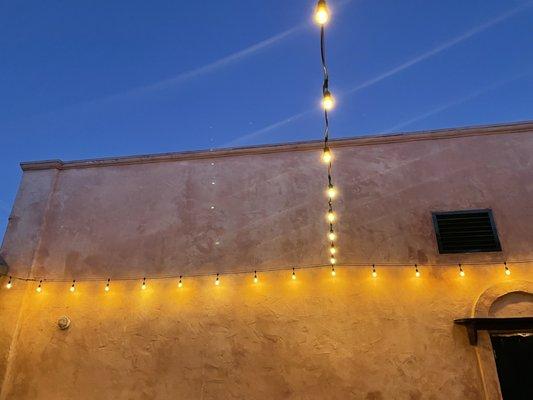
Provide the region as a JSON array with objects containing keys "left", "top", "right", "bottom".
[
  {"left": 472, "top": 280, "right": 533, "bottom": 400},
  {"left": 473, "top": 280, "right": 533, "bottom": 317}
]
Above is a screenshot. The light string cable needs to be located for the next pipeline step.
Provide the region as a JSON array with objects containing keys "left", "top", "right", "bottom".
[
  {"left": 2, "top": 259, "right": 531, "bottom": 287},
  {"left": 315, "top": 0, "right": 338, "bottom": 273}
]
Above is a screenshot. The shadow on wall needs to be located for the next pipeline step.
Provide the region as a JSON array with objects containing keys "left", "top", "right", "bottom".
[{"left": 0, "top": 254, "right": 7, "bottom": 276}]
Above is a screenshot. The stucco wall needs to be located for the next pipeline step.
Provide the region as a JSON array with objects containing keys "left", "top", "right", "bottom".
[{"left": 1, "top": 123, "right": 532, "bottom": 399}]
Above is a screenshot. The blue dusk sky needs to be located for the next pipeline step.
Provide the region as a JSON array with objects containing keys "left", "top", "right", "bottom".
[{"left": 1, "top": 0, "right": 532, "bottom": 240}]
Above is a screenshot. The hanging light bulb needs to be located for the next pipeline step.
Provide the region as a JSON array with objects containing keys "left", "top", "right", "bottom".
[
  {"left": 292, "top": 268, "right": 296, "bottom": 280},
  {"left": 327, "top": 184, "right": 336, "bottom": 199},
  {"left": 504, "top": 262, "right": 511, "bottom": 276},
  {"left": 329, "top": 243, "right": 336, "bottom": 255},
  {"left": 330, "top": 255, "right": 336, "bottom": 265},
  {"left": 328, "top": 229, "right": 336, "bottom": 241},
  {"left": 178, "top": 276, "right": 183, "bottom": 288},
  {"left": 141, "top": 277, "right": 147, "bottom": 290},
  {"left": 253, "top": 271, "right": 258, "bottom": 284},
  {"left": 6, "top": 276, "right": 12, "bottom": 289},
  {"left": 458, "top": 264, "right": 465, "bottom": 277},
  {"left": 415, "top": 264, "right": 420, "bottom": 278},
  {"left": 372, "top": 264, "right": 377, "bottom": 278},
  {"left": 105, "top": 278, "right": 110, "bottom": 292},
  {"left": 322, "top": 90, "right": 335, "bottom": 111},
  {"left": 36, "top": 280, "right": 42, "bottom": 293},
  {"left": 70, "top": 280, "right": 76, "bottom": 292},
  {"left": 331, "top": 266, "right": 336, "bottom": 276},
  {"left": 215, "top": 273, "right": 220, "bottom": 285},
  {"left": 314, "top": 0, "right": 329, "bottom": 25},
  {"left": 322, "top": 147, "right": 332, "bottom": 163},
  {"left": 327, "top": 210, "right": 335, "bottom": 223}
]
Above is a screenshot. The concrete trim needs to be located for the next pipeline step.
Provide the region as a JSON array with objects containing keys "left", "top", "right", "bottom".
[{"left": 20, "top": 121, "right": 533, "bottom": 171}]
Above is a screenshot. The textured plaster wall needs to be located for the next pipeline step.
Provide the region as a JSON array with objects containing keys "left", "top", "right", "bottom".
[{"left": 1, "top": 126, "right": 533, "bottom": 399}]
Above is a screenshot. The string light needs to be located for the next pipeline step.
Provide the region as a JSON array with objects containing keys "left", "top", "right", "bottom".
[
  {"left": 322, "top": 90, "right": 335, "bottom": 110},
  {"left": 2, "top": 260, "right": 530, "bottom": 294},
  {"left": 314, "top": 0, "right": 330, "bottom": 25},
  {"left": 322, "top": 147, "right": 332, "bottom": 163},
  {"left": 70, "top": 280, "right": 76, "bottom": 292},
  {"left": 316, "top": 0, "right": 340, "bottom": 278},
  {"left": 331, "top": 266, "right": 336, "bottom": 276},
  {"left": 326, "top": 184, "right": 336, "bottom": 199}
]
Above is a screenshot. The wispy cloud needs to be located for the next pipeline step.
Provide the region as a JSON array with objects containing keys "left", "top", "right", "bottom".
[
  {"left": 228, "top": 1, "right": 532, "bottom": 145},
  {"left": 383, "top": 72, "right": 530, "bottom": 133},
  {"left": 95, "top": 25, "right": 306, "bottom": 105},
  {"left": 223, "top": 109, "right": 313, "bottom": 147}
]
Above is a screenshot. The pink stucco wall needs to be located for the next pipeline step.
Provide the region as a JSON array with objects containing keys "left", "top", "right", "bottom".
[{"left": 1, "top": 122, "right": 532, "bottom": 399}]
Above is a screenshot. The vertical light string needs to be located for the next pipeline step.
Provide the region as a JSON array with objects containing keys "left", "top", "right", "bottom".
[
  {"left": 315, "top": 0, "right": 338, "bottom": 274},
  {"left": 371, "top": 264, "right": 377, "bottom": 278},
  {"left": 105, "top": 278, "right": 111, "bottom": 292},
  {"left": 70, "top": 279, "right": 76, "bottom": 292},
  {"left": 36, "top": 280, "right": 43, "bottom": 293},
  {"left": 178, "top": 275, "right": 183, "bottom": 288},
  {"left": 458, "top": 263, "right": 465, "bottom": 277},
  {"left": 6, "top": 276, "right": 12, "bottom": 289}
]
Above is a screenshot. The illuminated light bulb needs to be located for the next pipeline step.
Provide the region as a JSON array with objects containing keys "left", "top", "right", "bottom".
[
  {"left": 372, "top": 265, "right": 377, "bottom": 278},
  {"left": 36, "top": 280, "right": 42, "bottom": 293},
  {"left": 322, "top": 90, "right": 335, "bottom": 111},
  {"left": 141, "top": 277, "right": 147, "bottom": 290},
  {"left": 215, "top": 273, "right": 220, "bottom": 285},
  {"left": 328, "top": 230, "right": 336, "bottom": 241},
  {"left": 327, "top": 184, "right": 336, "bottom": 199},
  {"left": 6, "top": 276, "right": 12, "bottom": 289},
  {"left": 504, "top": 262, "right": 511, "bottom": 276},
  {"left": 458, "top": 264, "right": 465, "bottom": 277},
  {"left": 105, "top": 278, "right": 110, "bottom": 292},
  {"left": 327, "top": 210, "right": 335, "bottom": 223},
  {"left": 329, "top": 244, "right": 336, "bottom": 255},
  {"left": 331, "top": 267, "right": 336, "bottom": 276},
  {"left": 314, "top": 0, "right": 329, "bottom": 25},
  {"left": 70, "top": 280, "right": 76, "bottom": 292},
  {"left": 178, "top": 276, "right": 183, "bottom": 288},
  {"left": 322, "top": 147, "right": 332, "bottom": 163},
  {"left": 292, "top": 268, "right": 296, "bottom": 280},
  {"left": 330, "top": 256, "right": 336, "bottom": 265},
  {"left": 415, "top": 265, "right": 420, "bottom": 278},
  {"left": 253, "top": 271, "right": 258, "bottom": 284}
]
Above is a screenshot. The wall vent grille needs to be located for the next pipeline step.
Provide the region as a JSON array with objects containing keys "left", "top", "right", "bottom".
[{"left": 432, "top": 209, "right": 502, "bottom": 254}]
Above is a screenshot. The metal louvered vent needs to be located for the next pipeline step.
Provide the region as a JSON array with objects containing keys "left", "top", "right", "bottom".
[{"left": 432, "top": 209, "right": 502, "bottom": 254}]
